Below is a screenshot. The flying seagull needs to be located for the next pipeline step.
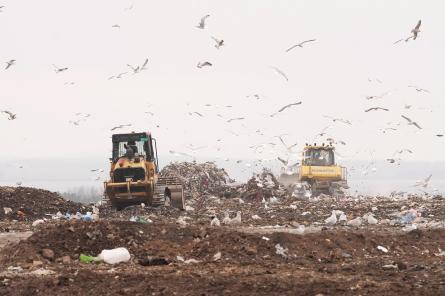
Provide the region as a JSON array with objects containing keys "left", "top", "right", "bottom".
[
  {"left": 394, "top": 20, "right": 422, "bottom": 44},
  {"left": 108, "top": 72, "right": 128, "bottom": 80},
  {"left": 196, "top": 14, "right": 210, "bottom": 29},
  {"left": 415, "top": 174, "right": 432, "bottom": 188},
  {"left": 110, "top": 124, "right": 132, "bottom": 131},
  {"left": 401, "top": 115, "right": 422, "bottom": 129},
  {"left": 53, "top": 64, "right": 68, "bottom": 73},
  {"left": 285, "top": 39, "right": 316, "bottom": 52},
  {"left": 410, "top": 20, "right": 422, "bottom": 40},
  {"left": 127, "top": 58, "right": 148, "bottom": 74},
  {"left": 270, "top": 102, "right": 302, "bottom": 117},
  {"left": 269, "top": 66, "right": 288, "bottom": 81},
  {"left": 211, "top": 36, "right": 224, "bottom": 49},
  {"left": 127, "top": 64, "right": 140, "bottom": 74},
  {"left": 408, "top": 85, "right": 430, "bottom": 93},
  {"left": 5, "top": 59, "right": 15, "bottom": 70},
  {"left": 188, "top": 111, "right": 203, "bottom": 117},
  {"left": 365, "top": 107, "right": 389, "bottom": 112},
  {"left": 227, "top": 117, "right": 245, "bottom": 123},
  {"left": 323, "top": 115, "right": 352, "bottom": 125},
  {"left": 365, "top": 91, "right": 392, "bottom": 100},
  {"left": 140, "top": 58, "right": 148, "bottom": 71},
  {"left": 1, "top": 110, "right": 16, "bottom": 120},
  {"left": 197, "top": 61, "right": 212, "bottom": 68}
]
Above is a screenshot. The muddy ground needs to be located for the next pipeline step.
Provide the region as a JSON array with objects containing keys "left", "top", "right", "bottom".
[
  {"left": 1, "top": 198, "right": 445, "bottom": 295},
  {"left": 0, "top": 220, "right": 444, "bottom": 295},
  {"left": 0, "top": 165, "right": 444, "bottom": 295}
]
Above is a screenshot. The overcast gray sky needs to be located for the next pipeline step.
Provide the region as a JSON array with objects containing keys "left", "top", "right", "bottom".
[{"left": 1, "top": 0, "right": 444, "bottom": 172}]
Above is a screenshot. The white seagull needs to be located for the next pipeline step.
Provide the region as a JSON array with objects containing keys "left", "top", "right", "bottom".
[
  {"left": 401, "top": 115, "right": 422, "bottom": 129},
  {"left": 5, "top": 59, "right": 15, "bottom": 70},
  {"left": 211, "top": 36, "right": 224, "bottom": 49},
  {"left": 270, "top": 102, "right": 302, "bottom": 117},
  {"left": 196, "top": 14, "right": 210, "bottom": 29},
  {"left": 197, "top": 61, "right": 212, "bottom": 68},
  {"left": 269, "top": 66, "right": 288, "bottom": 81},
  {"left": 285, "top": 39, "right": 316, "bottom": 52}
]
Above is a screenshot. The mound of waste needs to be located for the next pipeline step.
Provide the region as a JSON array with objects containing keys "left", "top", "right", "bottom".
[
  {"left": 236, "top": 169, "right": 288, "bottom": 201},
  {"left": 0, "top": 186, "right": 89, "bottom": 221},
  {"left": 160, "top": 161, "right": 234, "bottom": 198}
]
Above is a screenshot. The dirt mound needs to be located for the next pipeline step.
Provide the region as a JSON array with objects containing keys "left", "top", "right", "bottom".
[
  {"left": 160, "top": 161, "right": 234, "bottom": 198},
  {"left": 3, "top": 220, "right": 445, "bottom": 268},
  {"left": 0, "top": 187, "right": 89, "bottom": 221},
  {"left": 1, "top": 221, "right": 275, "bottom": 266}
]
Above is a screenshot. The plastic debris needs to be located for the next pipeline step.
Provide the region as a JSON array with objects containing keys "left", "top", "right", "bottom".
[
  {"left": 97, "top": 247, "right": 131, "bottom": 264},
  {"left": 32, "top": 219, "right": 45, "bottom": 227},
  {"left": 377, "top": 246, "right": 388, "bottom": 253},
  {"left": 275, "top": 244, "right": 288, "bottom": 258},
  {"left": 213, "top": 251, "right": 222, "bottom": 261},
  {"left": 347, "top": 217, "right": 362, "bottom": 227}
]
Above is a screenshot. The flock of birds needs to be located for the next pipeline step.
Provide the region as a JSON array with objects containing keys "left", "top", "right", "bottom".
[{"left": 1, "top": 4, "right": 442, "bottom": 193}]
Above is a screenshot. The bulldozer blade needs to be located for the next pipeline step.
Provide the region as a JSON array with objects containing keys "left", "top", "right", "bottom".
[
  {"left": 170, "top": 187, "right": 185, "bottom": 210},
  {"left": 278, "top": 173, "right": 300, "bottom": 188}
]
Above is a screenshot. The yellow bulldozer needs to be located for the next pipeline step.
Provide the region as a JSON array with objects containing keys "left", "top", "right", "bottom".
[
  {"left": 279, "top": 143, "right": 348, "bottom": 196},
  {"left": 104, "top": 132, "right": 185, "bottom": 210}
]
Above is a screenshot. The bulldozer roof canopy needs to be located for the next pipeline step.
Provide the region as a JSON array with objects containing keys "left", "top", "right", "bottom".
[
  {"left": 112, "top": 132, "right": 150, "bottom": 143},
  {"left": 304, "top": 145, "right": 335, "bottom": 150}
]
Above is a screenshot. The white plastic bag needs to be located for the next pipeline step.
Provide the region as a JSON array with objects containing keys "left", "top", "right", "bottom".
[{"left": 97, "top": 247, "right": 130, "bottom": 264}]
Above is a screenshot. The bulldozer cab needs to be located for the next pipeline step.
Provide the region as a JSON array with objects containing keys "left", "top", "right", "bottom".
[
  {"left": 302, "top": 145, "right": 335, "bottom": 166},
  {"left": 111, "top": 132, "right": 159, "bottom": 171}
]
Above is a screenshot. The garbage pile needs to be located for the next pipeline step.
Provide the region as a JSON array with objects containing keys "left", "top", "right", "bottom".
[
  {"left": 236, "top": 168, "right": 288, "bottom": 201},
  {"left": 160, "top": 161, "right": 234, "bottom": 198},
  {"left": 0, "top": 186, "right": 89, "bottom": 221}
]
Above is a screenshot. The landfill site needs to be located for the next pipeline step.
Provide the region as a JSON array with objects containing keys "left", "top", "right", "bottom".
[
  {"left": 0, "top": 161, "right": 444, "bottom": 295},
  {"left": 2, "top": 1, "right": 445, "bottom": 295}
]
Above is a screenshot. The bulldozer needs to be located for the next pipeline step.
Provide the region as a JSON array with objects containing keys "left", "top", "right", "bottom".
[
  {"left": 104, "top": 132, "right": 185, "bottom": 210},
  {"left": 279, "top": 143, "right": 348, "bottom": 196}
]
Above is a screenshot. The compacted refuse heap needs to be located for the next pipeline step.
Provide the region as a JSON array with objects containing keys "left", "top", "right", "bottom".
[
  {"left": 0, "top": 186, "right": 89, "bottom": 221},
  {"left": 235, "top": 168, "right": 288, "bottom": 201},
  {"left": 159, "top": 161, "right": 235, "bottom": 199}
]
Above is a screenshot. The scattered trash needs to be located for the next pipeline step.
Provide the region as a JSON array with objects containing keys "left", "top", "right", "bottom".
[
  {"left": 377, "top": 246, "right": 389, "bottom": 253},
  {"left": 31, "top": 268, "right": 55, "bottom": 276},
  {"left": 382, "top": 264, "right": 398, "bottom": 270},
  {"left": 347, "top": 217, "right": 362, "bottom": 227},
  {"left": 401, "top": 209, "right": 420, "bottom": 224},
  {"left": 339, "top": 213, "right": 347, "bottom": 223},
  {"left": 32, "top": 219, "right": 45, "bottom": 227},
  {"left": 138, "top": 257, "right": 169, "bottom": 266},
  {"left": 184, "top": 259, "right": 200, "bottom": 264},
  {"left": 97, "top": 247, "right": 131, "bottom": 264},
  {"left": 130, "top": 216, "right": 152, "bottom": 224},
  {"left": 402, "top": 224, "right": 417, "bottom": 232},
  {"left": 367, "top": 213, "right": 378, "bottom": 225},
  {"left": 79, "top": 254, "right": 99, "bottom": 264},
  {"left": 213, "top": 251, "right": 222, "bottom": 261},
  {"left": 275, "top": 244, "right": 288, "bottom": 258}
]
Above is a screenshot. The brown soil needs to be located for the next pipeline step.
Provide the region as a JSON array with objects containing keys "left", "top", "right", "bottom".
[{"left": 1, "top": 220, "right": 444, "bottom": 295}]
